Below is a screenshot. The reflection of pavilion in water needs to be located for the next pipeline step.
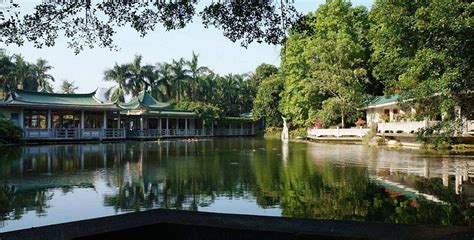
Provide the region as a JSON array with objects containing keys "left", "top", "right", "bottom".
[
  {"left": 307, "top": 144, "right": 474, "bottom": 203},
  {"left": 3, "top": 140, "right": 227, "bottom": 191}
]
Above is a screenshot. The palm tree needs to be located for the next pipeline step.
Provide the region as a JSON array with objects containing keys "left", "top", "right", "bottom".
[
  {"left": 0, "top": 52, "right": 15, "bottom": 97},
  {"left": 151, "top": 63, "right": 173, "bottom": 102},
  {"left": 104, "top": 63, "right": 129, "bottom": 101},
  {"left": 33, "top": 58, "right": 55, "bottom": 91},
  {"left": 59, "top": 79, "right": 78, "bottom": 94},
  {"left": 198, "top": 72, "right": 218, "bottom": 103},
  {"left": 126, "top": 55, "right": 147, "bottom": 96},
  {"left": 170, "top": 58, "right": 190, "bottom": 102},
  {"left": 12, "top": 55, "right": 37, "bottom": 91},
  {"left": 185, "top": 52, "right": 210, "bottom": 101},
  {"left": 104, "top": 86, "right": 125, "bottom": 103}
]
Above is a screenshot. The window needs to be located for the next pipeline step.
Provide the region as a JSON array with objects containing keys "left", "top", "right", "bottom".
[
  {"left": 24, "top": 110, "right": 48, "bottom": 129},
  {"left": 52, "top": 110, "right": 81, "bottom": 128},
  {"left": 84, "top": 111, "right": 104, "bottom": 129}
]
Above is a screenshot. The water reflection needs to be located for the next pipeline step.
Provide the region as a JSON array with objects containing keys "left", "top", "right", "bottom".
[{"left": 0, "top": 139, "right": 473, "bottom": 231}]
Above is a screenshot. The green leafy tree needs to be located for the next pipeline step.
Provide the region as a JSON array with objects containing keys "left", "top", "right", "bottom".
[
  {"left": 253, "top": 74, "right": 284, "bottom": 127},
  {"left": 176, "top": 101, "right": 223, "bottom": 126},
  {"left": 279, "top": 18, "right": 325, "bottom": 127},
  {"left": 306, "top": 1, "right": 370, "bottom": 128},
  {"left": 370, "top": 0, "right": 473, "bottom": 118},
  {"left": 1, "top": 2, "right": 299, "bottom": 53},
  {"left": 249, "top": 63, "right": 279, "bottom": 94}
]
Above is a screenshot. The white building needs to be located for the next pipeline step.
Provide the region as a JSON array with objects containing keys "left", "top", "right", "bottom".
[{"left": 363, "top": 94, "right": 474, "bottom": 135}]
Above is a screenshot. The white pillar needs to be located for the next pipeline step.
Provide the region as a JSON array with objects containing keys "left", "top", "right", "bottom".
[
  {"left": 176, "top": 118, "right": 179, "bottom": 135},
  {"left": 103, "top": 111, "right": 107, "bottom": 129},
  {"left": 158, "top": 118, "right": 162, "bottom": 131},
  {"left": 81, "top": 110, "right": 85, "bottom": 129},
  {"left": 211, "top": 121, "right": 214, "bottom": 136},
  {"left": 19, "top": 108, "right": 24, "bottom": 129},
  {"left": 166, "top": 118, "right": 169, "bottom": 134},
  {"left": 202, "top": 119, "right": 205, "bottom": 136},
  {"left": 240, "top": 122, "right": 243, "bottom": 135},
  {"left": 117, "top": 111, "right": 121, "bottom": 128},
  {"left": 47, "top": 109, "right": 52, "bottom": 129},
  {"left": 185, "top": 118, "right": 188, "bottom": 135},
  {"left": 140, "top": 117, "right": 144, "bottom": 131}
]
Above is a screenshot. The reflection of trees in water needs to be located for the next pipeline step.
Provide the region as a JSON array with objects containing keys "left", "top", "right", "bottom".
[
  {"left": 252, "top": 141, "right": 474, "bottom": 226},
  {"left": 103, "top": 140, "right": 256, "bottom": 212},
  {"left": 0, "top": 184, "right": 52, "bottom": 222},
  {"left": 0, "top": 140, "right": 472, "bottom": 226}
]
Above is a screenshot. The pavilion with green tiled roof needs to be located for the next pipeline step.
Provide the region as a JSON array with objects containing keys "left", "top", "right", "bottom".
[
  {"left": 119, "top": 91, "right": 171, "bottom": 111},
  {"left": 0, "top": 89, "right": 124, "bottom": 140},
  {"left": 364, "top": 94, "right": 400, "bottom": 109},
  {"left": 3, "top": 89, "right": 119, "bottom": 109},
  {"left": 0, "top": 89, "right": 259, "bottom": 141}
]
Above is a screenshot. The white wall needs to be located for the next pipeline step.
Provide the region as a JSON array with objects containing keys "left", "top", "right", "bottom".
[{"left": 366, "top": 103, "right": 414, "bottom": 128}]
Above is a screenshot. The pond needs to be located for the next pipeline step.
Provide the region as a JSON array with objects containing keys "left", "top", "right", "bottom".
[{"left": 0, "top": 138, "right": 473, "bottom": 232}]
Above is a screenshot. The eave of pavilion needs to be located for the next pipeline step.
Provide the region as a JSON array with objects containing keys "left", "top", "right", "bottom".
[{"left": 0, "top": 101, "right": 121, "bottom": 111}]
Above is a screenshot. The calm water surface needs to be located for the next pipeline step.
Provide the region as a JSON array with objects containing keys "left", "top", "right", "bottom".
[{"left": 0, "top": 138, "right": 473, "bottom": 232}]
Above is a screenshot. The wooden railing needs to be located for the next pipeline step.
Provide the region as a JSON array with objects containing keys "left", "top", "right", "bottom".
[
  {"left": 23, "top": 128, "right": 126, "bottom": 140},
  {"left": 307, "top": 127, "right": 370, "bottom": 138},
  {"left": 126, "top": 128, "right": 254, "bottom": 138},
  {"left": 23, "top": 127, "right": 255, "bottom": 140}
]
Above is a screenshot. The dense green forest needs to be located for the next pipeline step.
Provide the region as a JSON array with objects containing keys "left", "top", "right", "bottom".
[
  {"left": 1, "top": 0, "right": 472, "bottom": 131},
  {"left": 266, "top": 0, "right": 473, "bottom": 129},
  {"left": 102, "top": 53, "right": 266, "bottom": 118}
]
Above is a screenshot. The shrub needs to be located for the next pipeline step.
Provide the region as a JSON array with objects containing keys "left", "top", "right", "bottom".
[
  {"left": 0, "top": 115, "right": 23, "bottom": 144},
  {"left": 416, "top": 120, "right": 462, "bottom": 147},
  {"left": 289, "top": 128, "right": 307, "bottom": 138}
]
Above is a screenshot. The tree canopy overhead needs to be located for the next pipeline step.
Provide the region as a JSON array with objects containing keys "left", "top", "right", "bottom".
[{"left": 0, "top": 0, "right": 300, "bottom": 53}]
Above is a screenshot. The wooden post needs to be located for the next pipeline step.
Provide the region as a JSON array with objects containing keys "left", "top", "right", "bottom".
[{"left": 240, "top": 122, "right": 243, "bottom": 135}]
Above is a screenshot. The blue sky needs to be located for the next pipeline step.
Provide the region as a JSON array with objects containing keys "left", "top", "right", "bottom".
[{"left": 2, "top": 0, "right": 373, "bottom": 92}]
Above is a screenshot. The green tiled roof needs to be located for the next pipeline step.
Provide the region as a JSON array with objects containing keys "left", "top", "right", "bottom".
[
  {"left": 7, "top": 89, "right": 116, "bottom": 107},
  {"left": 366, "top": 94, "right": 399, "bottom": 108},
  {"left": 120, "top": 91, "right": 170, "bottom": 110}
]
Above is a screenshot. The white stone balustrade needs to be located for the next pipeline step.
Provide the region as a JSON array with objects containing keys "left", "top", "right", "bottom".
[
  {"left": 377, "top": 120, "right": 439, "bottom": 134},
  {"left": 307, "top": 127, "right": 370, "bottom": 138}
]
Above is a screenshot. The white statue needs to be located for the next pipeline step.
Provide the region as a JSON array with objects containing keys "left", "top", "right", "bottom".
[{"left": 281, "top": 116, "right": 289, "bottom": 140}]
